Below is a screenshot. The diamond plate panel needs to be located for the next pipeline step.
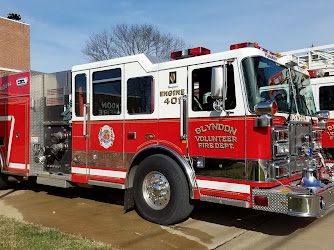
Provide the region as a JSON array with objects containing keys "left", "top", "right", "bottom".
[
  {"left": 30, "top": 73, "right": 45, "bottom": 173},
  {"left": 252, "top": 188, "right": 289, "bottom": 214}
]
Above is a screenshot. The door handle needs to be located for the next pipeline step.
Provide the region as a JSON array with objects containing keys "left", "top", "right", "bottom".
[
  {"left": 83, "top": 104, "right": 90, "bottom": 138},
  {"left": 83, "top": 104, "right": 87, "bottom": 136}
]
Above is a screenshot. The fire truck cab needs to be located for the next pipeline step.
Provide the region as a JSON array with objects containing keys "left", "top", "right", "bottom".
[{"left": 1, "top": 43, "right": 334, "bottom": 225}]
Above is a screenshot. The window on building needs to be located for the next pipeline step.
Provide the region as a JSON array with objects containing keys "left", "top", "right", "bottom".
[
  {"left": 319, "top": 85, "right": 334, "bottom": 111},
  {"left": 192, "top": 64, "right": 235, "bottom": 111},
  {"left": 127, "top": 76, "right": 154, "bottom": 114},
  {"left": 74, "top": 74, "right": 86, "bottom": 117},
  {"left": 92, "top": 68, "right": 121, "bottom": 116}
]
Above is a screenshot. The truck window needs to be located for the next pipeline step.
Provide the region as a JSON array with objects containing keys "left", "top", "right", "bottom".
[
  {"left": 127, "top": 76, "right": 154, "bottom": 114},
  {"left": 192, "top": 65, "right": 235, "bottom": 111},
  {"left": 92, "top": 68, "right": 121, "bottom": 116},
  {"left": 319, "top": 85, "right": 334, "bottom": 110},
  {"left": 74, "top": 73, "right": 87, "bottom": 117}
]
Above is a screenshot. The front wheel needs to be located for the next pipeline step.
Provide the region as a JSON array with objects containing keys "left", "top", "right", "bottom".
[{"left": 133, "top": 154, "right": 194, "bottom": 225}]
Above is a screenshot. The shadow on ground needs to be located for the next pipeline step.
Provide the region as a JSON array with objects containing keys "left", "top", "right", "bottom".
[{"left": 6, "top": 181, "right": 316, "bottom": 237}]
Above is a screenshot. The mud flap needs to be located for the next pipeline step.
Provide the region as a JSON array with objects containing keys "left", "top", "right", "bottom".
[{"left": 124, "top": 187, "right": 135, "bottom": 212}]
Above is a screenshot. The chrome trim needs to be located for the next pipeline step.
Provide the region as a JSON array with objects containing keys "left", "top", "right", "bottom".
[
  {"left": 255, "top": 114, "right": 272, "bottom": 127},
  {"left": 314, "top": 110, "right": 329, "bottom": 120},
  {"left": 271, "top": 125, "right": 289, "bottom": 160},
  {"left": 253, "top": 183, "right": 334, "bottom": 217},
  {"left": 88, "top": 180, "right": 125, "bottom": 189},
  {"left": 35, "top": 172, "right": 71, "bottom": 180},
  {"left": 254, "top": 100, "right": 277, "bottom": 116},
  {"left": 83, "top": 104, "right": 87, "bottom": 136},
  {"left": 0, "top": 151, "right": 4, "bottom": 173},
  {"left": 0, "top": 94, "right": 30, "bottom": 100},
  {"left": 200, "top": 195, "right": 250, "bottom": 208},
  {"left": 287, "top": 188, "right": 334, "bottom": 217},
  {"left": 180, "top": 95, "right": 188, "bottom": 141},
  {"left": 36, "top": 176, "right": 74, "bottom": 188},
  {"left": 126, "top": 145, "right": 197, "bottom": 199}
]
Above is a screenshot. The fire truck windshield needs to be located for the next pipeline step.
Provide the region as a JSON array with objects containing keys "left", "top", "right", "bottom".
[
  {"left": 243, "top": 56, "right": 296, "bottom": 113},
  {"left": 289, "top": 69, "right": 316, "bottom": 115}
]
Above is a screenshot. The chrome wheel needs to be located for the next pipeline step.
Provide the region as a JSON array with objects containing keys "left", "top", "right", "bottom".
[{"left": 142, "top": 171, "right": 170, "bottom": 210}]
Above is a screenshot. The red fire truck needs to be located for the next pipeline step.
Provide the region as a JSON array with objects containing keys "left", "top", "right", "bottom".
[
  {"left": 281, "top": 44, "right": 334, "bottom": 168},
  {"left": 0, "top": 43, "right": 333, "bottom": 225}
]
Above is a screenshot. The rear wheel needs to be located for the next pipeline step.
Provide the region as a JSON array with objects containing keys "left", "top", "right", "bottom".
[{"left": 133, "top": 154, "right": 194, "bottom": 225}]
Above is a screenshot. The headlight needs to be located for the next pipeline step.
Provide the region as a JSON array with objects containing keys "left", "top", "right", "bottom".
[
  {"left": 274, "top": 129, "right": 289, "bottom": 142},
  {"left": 311, "top": 130, "right": 322, "bottom": 151},
  {"left": 312, "top": 130, "right": 322, "bottom": 141},
  {"left": 272, "top": 127, "right": 289, "bottom": 158},
  {"left": 312, "top": 141, "right": 322, "bottom": 151},
  {"left": 270, "top": 160, "right": 289, "bottom": 178},
  {"left": 274, "top": 142, "right": 289, "bottom": 157}
]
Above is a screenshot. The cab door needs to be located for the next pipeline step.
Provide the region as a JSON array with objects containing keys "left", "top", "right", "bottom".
[
  {"left": 71, "top": 70, "right": 90, "bottom": 182},
  {"left": 187, "top": 61, "right": 246, "bottom": 178},
  {"left": 88, "top": 66, "right": 125, "bottom": 184}
]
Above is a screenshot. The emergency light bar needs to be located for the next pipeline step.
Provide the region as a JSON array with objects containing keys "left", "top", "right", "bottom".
[
  {"left": 171, "top": 47, "right": 210, "bottom": 60},
  {"left": 230, "top": 42, "right": 281, "bottom": 57},
  {"left": 308, "top": 69, "right": 325, "bottom": 78}
]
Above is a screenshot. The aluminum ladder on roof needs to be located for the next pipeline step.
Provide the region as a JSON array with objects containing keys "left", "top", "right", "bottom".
[{"left": 281, "top": 44, "right": 334, "bottom": 75}]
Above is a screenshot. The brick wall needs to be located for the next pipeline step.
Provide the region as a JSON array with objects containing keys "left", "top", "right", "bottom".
[{"left": 0, "top": 16, "right": 30, "bottom": 76}]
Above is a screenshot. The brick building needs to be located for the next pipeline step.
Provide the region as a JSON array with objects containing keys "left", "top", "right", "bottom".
[{"left": 0, "top": 16, "right": 30, "bottom": 76}]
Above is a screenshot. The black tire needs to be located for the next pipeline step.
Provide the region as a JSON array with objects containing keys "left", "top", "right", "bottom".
[
  {"left": 133, "top": 154, "right": 194, "bottom": 225},
  {"left": 0, "top": 173, "right": 8, "bottom": 190}
]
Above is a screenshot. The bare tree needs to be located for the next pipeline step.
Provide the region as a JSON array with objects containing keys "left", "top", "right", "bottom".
[{"left": 82, "top": 23, "right": 187, "bottom": 61}]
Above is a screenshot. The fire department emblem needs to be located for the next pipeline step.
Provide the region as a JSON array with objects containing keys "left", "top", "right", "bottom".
[
  {"left": 98, "top": 125, "right": 115, "bottom": 149},
  {"left": 169, "top": 72, "right": 176, "bottom": 84}
]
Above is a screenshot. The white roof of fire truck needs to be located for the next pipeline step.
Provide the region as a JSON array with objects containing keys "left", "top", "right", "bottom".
[{"left": 72, "top": 43, "right": 294, "bottom": 73}]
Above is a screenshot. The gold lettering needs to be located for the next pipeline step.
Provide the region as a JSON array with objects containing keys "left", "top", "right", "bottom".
[
  {"left": 200, "top": 126, "right": 207, "bottom": 133},
  {"left": 211, "top": 123, "right": 219, "bottom": 131},
  {"left": 195, "top": 128, "right": 201, "bottom": 135}
]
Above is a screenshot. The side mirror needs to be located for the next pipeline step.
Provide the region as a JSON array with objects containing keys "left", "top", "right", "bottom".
[
  {"left": 314, "top": 110, "right": 329, "bottom": 120},
  {"left": 254, "top": 101, "right": 278, "bottom": 116},
  {"left": 314, "top": 110, "right": 329, "bottom": 130},
  {"left": 211, "top": 66, "right": 225, "bottom": 100},
  {"left": 254, "top": 101, "right": 277, "bottom": 127}
]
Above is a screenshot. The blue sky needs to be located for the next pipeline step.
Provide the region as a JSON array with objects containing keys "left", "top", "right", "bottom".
[{"left": 2, "top": 0, "right": 334, "bottom": 73}]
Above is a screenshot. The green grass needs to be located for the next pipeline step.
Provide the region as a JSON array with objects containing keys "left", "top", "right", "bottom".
[{"left": 0, "top": 215, "right": 113, "bottom": 250}]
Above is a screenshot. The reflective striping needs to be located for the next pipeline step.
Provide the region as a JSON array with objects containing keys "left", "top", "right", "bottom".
[
  {"left": 90, "top": 168, "right": 126, "bottom": 178},
  {"left": 72, "top": 167, "right": 87, "bottom": 175},
  {"left": 0, "top": 116, "right": 15, "bottom": 166},
  {"left": 197, "top": 179, "right": 251, "bottom": 194},
  {"left": 8, "top": 163, "right": 28, "bottom": 170},
  {"left": 72, "top": 167, "right": 126, "bottom": 178}
]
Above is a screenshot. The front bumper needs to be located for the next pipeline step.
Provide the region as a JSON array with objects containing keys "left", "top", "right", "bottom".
[{"left": 252, "top": 183, "right": 334, "bottom": 217}]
